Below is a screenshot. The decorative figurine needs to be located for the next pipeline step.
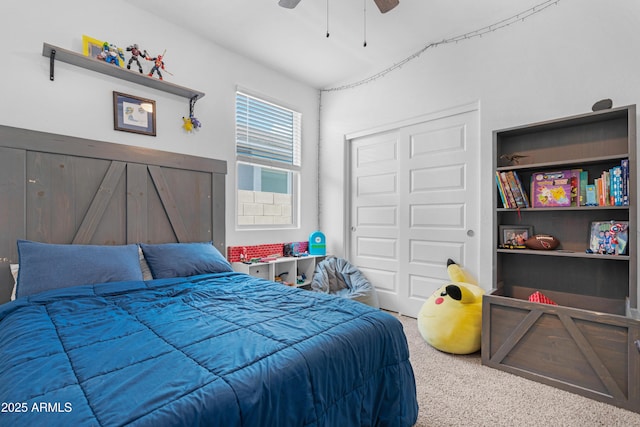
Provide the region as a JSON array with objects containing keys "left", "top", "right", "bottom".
[
  {"left": 182, "top": 96, "right": 202, "bottom": 132},
  {"left": 96, "top": 42, "right": 125, "bottom": 67},
  {"left": 146, "top": 50, "right": 170, "bottom": 80},
  {"left": 182, "top": 115, "right": 202, "bottom": 133},
  {"left": 190, "top": 116, "right": 201, "bottom": 129},
  {"left": 126, "top": 44, "right": 146, "bottom": 73},
  {"left": 107, "top": 43, "right": 125, "bottom": 67},
  {"left": 182, "top": 117, "right": 194, "bottom": 132}
]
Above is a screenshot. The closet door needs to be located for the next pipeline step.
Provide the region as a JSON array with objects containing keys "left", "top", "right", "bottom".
[{"left": 349, "top": 106, "right": 479, "bottom": 317}]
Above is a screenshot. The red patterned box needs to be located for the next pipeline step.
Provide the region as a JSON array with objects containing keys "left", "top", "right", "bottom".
[
  {"left": 528, "top": 291, "right": 557, "bottom": 305},
  {"left": 227, "top": 241, "right": 310, "bottom": 262}
]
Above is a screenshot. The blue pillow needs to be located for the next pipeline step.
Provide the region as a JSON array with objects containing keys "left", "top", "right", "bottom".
[
  {"left": 16, "top": 240, "right": 143, "bottom": 298},
  {"left": 139, "top": 242, "right": 233, "bottom": 279}
]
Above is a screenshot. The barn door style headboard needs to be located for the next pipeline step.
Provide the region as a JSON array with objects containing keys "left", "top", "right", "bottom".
[{"left": 0, "top": 125, "right": 227, "bottom": 303}]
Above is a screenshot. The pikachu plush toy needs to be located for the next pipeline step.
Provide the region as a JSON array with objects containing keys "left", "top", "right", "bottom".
[{"left": 417, "top": 259, "right": 484, "bottom": 354}]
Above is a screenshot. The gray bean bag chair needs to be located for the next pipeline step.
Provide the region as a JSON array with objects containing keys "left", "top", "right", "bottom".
[{"left": 311, "top": 256, "right": 379, "bottom": 308}]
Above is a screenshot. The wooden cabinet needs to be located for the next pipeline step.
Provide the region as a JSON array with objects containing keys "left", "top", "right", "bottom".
[
  {"left": 232, "top": 256, "right": 325, "bottom": 288},
  {"left": 483, "top": 105, "right": 640, "bottom": 414},
  {"left": 492, "top": 105, "right": 637, "bottom": 315}
]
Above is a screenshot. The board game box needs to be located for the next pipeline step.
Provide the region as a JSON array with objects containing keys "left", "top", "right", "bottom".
[{"left": 530, "top": 170, "right": 572, "bottom": 208}]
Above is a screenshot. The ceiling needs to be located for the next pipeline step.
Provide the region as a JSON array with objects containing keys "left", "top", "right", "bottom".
[{"left": 128, "top": 0, "right": 552, "bottom": 89}]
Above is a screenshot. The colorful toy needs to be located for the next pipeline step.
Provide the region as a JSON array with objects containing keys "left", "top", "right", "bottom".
[
  {"left": 417, "top": 259, "right": 484, "bottom": 354},
  {"left": 182, "top": 117, "right": 194, "bottom": 132},
  {"left": 126, "top": 44, "right": 146, "bottom": 73},
  {"left": 97, "top": 42, "right": 125, "bottom": 67},
  {"left": 182, "top": 97, "right": 202, "bottom": 133},
  {"left": 146, "top": 50, "right": 172, "bottom": 80}
]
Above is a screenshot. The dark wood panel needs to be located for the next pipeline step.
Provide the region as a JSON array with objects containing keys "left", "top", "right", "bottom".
[
  {"left": 0, "top": 125, "right": 226, "bottom": 175},
  {"left": 0, "top": 148, "right": 25, "bottom": 303},
  {"left": 126, "top": 163, "right": 149, "bottom": 244},
  {"left": 0, "top": 125, "right": 227, "bottom": 303},
  {"left": 73, "top": 161, "right": 127, "bottom": 244},
  {"left": 482, "top": 293, "right": 640, "bottom": 413},
  {"left": 212, "top": 172, "right": 226, "bottom": 255}
]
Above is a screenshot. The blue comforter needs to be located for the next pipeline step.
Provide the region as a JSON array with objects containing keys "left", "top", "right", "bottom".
[{"left": 0, "top": 272, "right": 418, "bottom": 426}]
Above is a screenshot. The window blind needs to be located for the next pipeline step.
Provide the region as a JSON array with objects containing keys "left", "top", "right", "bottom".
[{"left": 236, "top": 91, "right": 301, "bottom": 167}]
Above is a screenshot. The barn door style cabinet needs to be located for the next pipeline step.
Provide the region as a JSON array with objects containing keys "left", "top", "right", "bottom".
[{"left": 483, "top": 105, "right": 640, "bottom": 413}]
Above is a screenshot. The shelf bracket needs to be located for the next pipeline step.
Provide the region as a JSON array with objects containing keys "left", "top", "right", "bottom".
[{"left": 49, "top": 49, "right": 56, "bottom": 81}]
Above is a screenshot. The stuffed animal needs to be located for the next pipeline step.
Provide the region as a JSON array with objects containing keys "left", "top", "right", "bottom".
[{"left": 417, "top": 259, "right": 484, "bottom": 354}]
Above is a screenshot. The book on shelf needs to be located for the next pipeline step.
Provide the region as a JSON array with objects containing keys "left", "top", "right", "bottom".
[
  {"left": 495, "top": 170, "right": 529, "bottom": 208},
  {"left": 530, "top": 170, "right": 572, "bottom": 208},
  {"left": 585, "top": 184, "right": 597, "bottom": 206},
  {"left": 570, "top": 169, "right": 582, "bottom": 206},
  {"left": 495, "top": 171, "right": 509, "bottom": 208},
  {"left": 610, "top": 165, "right": 623, "bottom": 206},
  {"left": 621, "top": 158, "right": 629, "bottom": 205},
  {"left": 579, "top": 170, "right": 588, "bottom": 206},
  {"left": 505, "top": 171, "right": 529, "bottom": 208},
  {"left": 512, "top": 171, "right": 530, "bottom": 208},
  {"left": 499, "top": 171, "right": 517, "bottom": 208},
  {"left": 592, "top": 162, "right": 628, "bottom": 207}
]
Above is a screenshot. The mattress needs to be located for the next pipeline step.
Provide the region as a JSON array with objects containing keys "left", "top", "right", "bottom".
[{"left": 0, "top": 272, "right": 418, "bottom": 426}]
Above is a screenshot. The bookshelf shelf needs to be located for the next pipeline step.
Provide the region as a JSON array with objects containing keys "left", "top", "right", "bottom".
[
  {"left": 497, "top": 154, "right": 629, "bottom": 172},
  {"left": 492, "top": 104, "right": 637, "bottom": 311},
  {"left": 497, "top": 205, "right": 629, "bottom": 212},
  {"left": 497, "top": 248, "right": 630, "bottom": 260}
]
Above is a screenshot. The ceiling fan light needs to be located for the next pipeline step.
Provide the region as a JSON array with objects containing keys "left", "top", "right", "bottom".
[{"left": 278, "top": 0, "right": 302, "bottom": 9}]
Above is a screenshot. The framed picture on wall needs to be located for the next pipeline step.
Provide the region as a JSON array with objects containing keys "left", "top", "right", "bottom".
[{"left": 113, "top": 92, "right": 156, "bottom": 136}]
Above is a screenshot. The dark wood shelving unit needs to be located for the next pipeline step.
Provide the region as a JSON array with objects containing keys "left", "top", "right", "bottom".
[{"left": 483, "top": 105, "right": 640, "bottom": 414}]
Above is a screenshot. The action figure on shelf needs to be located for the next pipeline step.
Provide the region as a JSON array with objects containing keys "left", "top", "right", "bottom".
[
  {"left": 146, "top": 50, "right": 168, "bottom": 80},
  {"left": 126, "top": 44, "right": 146, "bottom": 73},
  {"left": 96, "top": 42, "right": 123, "bottom": 66},
  {"left": 100, "top": 43, "right": 125, "bottom": 67}
]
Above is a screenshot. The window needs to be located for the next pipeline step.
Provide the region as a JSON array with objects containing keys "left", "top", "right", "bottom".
[{"left": 235, "top": 90, "right": 301, "bottom": 227}]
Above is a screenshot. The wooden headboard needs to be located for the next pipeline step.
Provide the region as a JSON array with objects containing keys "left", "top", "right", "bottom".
[{"left": 0, "top": 125, "right": 227, "bottom": 303}]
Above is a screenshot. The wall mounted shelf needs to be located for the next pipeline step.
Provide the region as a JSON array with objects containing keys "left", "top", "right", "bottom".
[{"left": 42, "top": 43, "right": 205, "bottom": 100}]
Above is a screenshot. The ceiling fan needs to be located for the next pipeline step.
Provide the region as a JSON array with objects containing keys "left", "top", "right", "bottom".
[{"left": 279, "top": 0, "right": 399, "bottom": 14}]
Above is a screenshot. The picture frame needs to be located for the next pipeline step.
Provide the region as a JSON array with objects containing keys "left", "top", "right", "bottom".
[
  {"left": 588, "top": 220, "right": 629, "bottom": 255},
  {"left": 113, "top": 92, "right": 156, "bottom": 136},
  {"left": 82, "top": 34, "right": 105, "bottom": 59},
  {"left": 499, "top": 225, "right": 534, "bottom": 247}
]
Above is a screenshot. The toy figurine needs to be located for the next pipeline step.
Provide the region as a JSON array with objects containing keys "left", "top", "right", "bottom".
[
  {"left": 182, "top": 115, "right": 202, "bottom": 133},
  {"left": 126, "top": 44, "right": 146, "bottom": 73},
  {"left": 97, "top": 42, "right": 125, "bottom": 67},
  {"left": 190, "top": 116, "right": 201, "bottom": 129},
  {"left": 146, "top": 50, "right": 169, "bottom": 80},
  {"left": 106, "top": 43, "right": 125, "bottom": 67},
  {"left": 182, "top": 117, "right": 194, "bottom": 132}
]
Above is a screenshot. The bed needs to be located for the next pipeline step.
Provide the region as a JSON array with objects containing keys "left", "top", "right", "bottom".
[{"left": 0, "top": 126, "right": 418, "bottom": 426}]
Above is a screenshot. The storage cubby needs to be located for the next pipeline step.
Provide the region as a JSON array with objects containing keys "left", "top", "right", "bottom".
[{"left": 232, "top": 256, "right": 325, "bottom": 288}]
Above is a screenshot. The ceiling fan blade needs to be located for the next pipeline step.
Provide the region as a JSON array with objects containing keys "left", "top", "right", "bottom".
[
  {"left": 278, "top": 0, "right": 302, "bottom": 9},
  {"left": 374, "top": 0, "right": 399, "bottom": 13}
]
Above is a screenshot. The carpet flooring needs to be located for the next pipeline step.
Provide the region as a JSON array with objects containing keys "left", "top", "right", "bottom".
[{"left": 395, "top": 313, "right": 640, "bottom": 426}]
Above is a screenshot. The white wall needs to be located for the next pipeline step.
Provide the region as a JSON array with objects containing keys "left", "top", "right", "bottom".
[
  {"left": 0, "top": 0, "right": 319, "bottom": 249},
  {"left": 319, "top": 1, "right": 640, "bottom": 288}
]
